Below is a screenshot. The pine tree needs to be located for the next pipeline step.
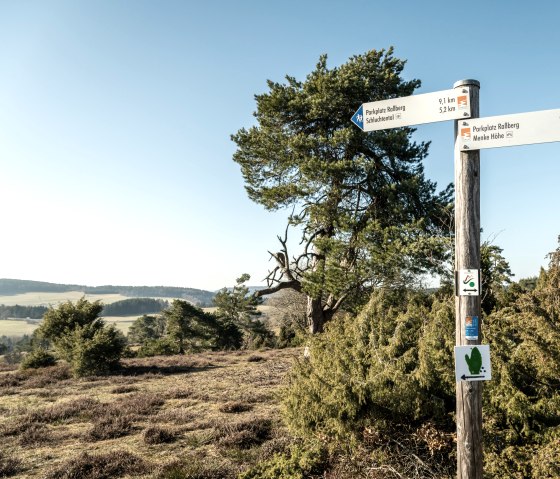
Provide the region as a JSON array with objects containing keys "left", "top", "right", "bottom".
[{"left": 232, "top": 48, "right": 452, "bottom": 333}]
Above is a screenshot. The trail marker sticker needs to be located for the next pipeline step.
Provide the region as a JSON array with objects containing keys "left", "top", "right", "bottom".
[
  {"left": 351, "top": 87, "right": 471, "bottom": 132},
  {"left": 458, "top": 269, "right": 479, "bottom": 296},
  {"left": 464, "top": 315, "right": 479, "bottom": 341},
  {"left": 455, "top": 345, "right": 491, "bottom": 381}
]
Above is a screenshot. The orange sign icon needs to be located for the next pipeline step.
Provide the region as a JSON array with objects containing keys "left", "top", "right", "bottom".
[
  {"left": 457, "top": 95, "right": 468, "bottom": 109},
  {"left": 461, "top": 127, "right": 471, "bottom": 141}
]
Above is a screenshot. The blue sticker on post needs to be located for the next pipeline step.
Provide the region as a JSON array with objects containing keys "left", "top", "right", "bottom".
[{"left": 465, "top": 315, "right": 479, "bottom": 341}]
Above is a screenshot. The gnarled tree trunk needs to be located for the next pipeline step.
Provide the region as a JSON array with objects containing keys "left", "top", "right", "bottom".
[{"left": 306, "top": 296, "right": 325, "bottom": 334}]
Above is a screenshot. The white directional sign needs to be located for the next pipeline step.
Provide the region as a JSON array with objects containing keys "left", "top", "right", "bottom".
[
  {"left": 459, "top": 108, "right": 560, "bottom": 150},
  {"left": 458, "top": 269, "right": 479, "bottom": 296},
  {"left": 455, "top": 345, "right": 492, "bottom": 382},
  {"left": 351, "top": 87, "right": 471, "bottom": 132}
]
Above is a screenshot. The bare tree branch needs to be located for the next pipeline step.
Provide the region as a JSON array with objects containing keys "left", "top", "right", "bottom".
[{"left": 253, "top": 280, "right": 302, "bottom": 298}]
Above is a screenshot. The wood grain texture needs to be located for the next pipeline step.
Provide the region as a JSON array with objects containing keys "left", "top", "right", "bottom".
[{"left": 453, "top": 80, "right": 483, "bottom": 479}]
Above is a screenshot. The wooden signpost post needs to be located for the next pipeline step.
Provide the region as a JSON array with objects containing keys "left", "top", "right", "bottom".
[
  {"left": 352, "top": 79, "right": 559, "bottom": 478},
  {"left": 453, "top": 79, "right": 483, "bottom": 479}
]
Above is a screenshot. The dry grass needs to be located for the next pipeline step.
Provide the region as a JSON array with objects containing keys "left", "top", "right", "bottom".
[{"left": 0, "top": 347, "right": 300, "bottom": 478}]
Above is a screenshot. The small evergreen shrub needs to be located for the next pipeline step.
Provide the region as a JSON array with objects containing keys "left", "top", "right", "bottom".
[
  {"left": 284, "top": 289, "right": 455, "bottom": 444},
  {"left": 136, "top": 338, "right": 178, "bottom": 357},
  {"left": 282, "top": 243, "right": 560, "bottom": 478},
  {"left": 69, "top": 324, "right": 126, "bottom": 377},
  {"left": 36, "top": 299, "right": 126, "bottom": 377},
  {"left": 19, "top": 349, "right": 56, "bottom": 370}
]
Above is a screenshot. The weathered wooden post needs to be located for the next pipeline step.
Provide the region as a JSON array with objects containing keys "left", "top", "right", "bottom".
[{"left": 453, "top": 79, "right": 483, "bottom": 479}]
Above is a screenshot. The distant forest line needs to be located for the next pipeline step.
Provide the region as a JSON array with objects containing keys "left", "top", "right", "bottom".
[
  {"left": 0, "top": 278, "right": 215, "bottom": 307},
  {"left": 0, "top": 298, "right": 172, "bottom": 320}
]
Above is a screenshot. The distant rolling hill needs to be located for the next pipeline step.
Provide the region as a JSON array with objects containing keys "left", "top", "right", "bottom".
[{"left": 0, "top": 278, "right": 216, "bottom": 307}]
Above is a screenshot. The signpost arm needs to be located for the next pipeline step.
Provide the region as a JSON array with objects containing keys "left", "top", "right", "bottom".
[{"left": 454, "top": 79, "right": 483, "bottom": 479}]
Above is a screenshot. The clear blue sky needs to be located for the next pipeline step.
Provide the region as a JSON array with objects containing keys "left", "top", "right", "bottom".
[{"left": 1, "top": 0, "right": 559, "bottom": 291}]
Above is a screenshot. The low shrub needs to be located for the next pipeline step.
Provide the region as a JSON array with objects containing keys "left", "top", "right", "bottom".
[
  {"left": 28, "top": 397, "right": 100, "bottom": 424},
  {"left": 18, "top": 422, "right": 52, "bottom": 446},
  {"left": 218, "top": 401, "right": 253, "bottom": 414},
  {"left": 110, "top": 385, "right": 138, "bottom": 394},
  {"left": 246, "top": 355, "right": 265, "bottom": 363},
  {"left": 0, "top": 374, "right": 21, "bottom": 389},
  {"left": 42, "top": 451, "right": 149, "bottom": 479},
  {"left": 215, "top": 418, "right": 273, "bottom": 449},
  {"left": 143, "top": 426, "right": 176, "bottom": 445},
  {"left": 136, "top": 339, "right": 178, "bottom": 358},
  {"left": 110, "top": 392, "right": 165, "bottom": 417},
  {"left": 165, "top": 387, "right": 194, "bottom": 399},
  {"left": 23, "top": 364, "right": 72, "bottom": 388},
  {"left": 69, "top": 324, "right": 126, "bottom": 377},
  {"left": 19, "top": 349, "right": 57, "bottom": 370},
  {"left": 0, "top": 451, "right": 21, "bottom": 477},
  {"left": 154, "top": 407, "right": 196, "bottom": 425},
  {"left": 86, "top": 414, "right": 134, "bottom": 441},
  {"left": 154, "top": 457, "right": 236, "bottom": 479},
  {"left": 0, "top": 418, "right": 52, "bottom": 446}
]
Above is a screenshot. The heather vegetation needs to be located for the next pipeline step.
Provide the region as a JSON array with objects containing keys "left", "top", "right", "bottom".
[{"left": 0, "top": 349, "right": 298, "bottom": 478}]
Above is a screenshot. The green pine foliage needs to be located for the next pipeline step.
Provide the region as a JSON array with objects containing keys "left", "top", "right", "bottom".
[
  {"left": 232, "top": 48, "right": 453, "bottom": 332},
  {"left": 67, "top": 323, "right": 126, "bottom": 377},
  {"left": 37, "top": 298, "right": 126, "bottom": 377},
  {"left": 19, "top": 348, "right": 57, "bottom": 370},
  {"left": 135, "top": 338, "right": 178, "bottom": 358},
  {"left": 213, "top": 274, "right": 275, "bottom": 349},
  {"left": 482, "top": 241, "right": 560, "bottom": 478},
  {"left": 127, "top": 315, "right": 166, "bottom": 345},
  {"left": 239, "top": 443, "right": 327, "bottom": 479},
  {"left": 127, "top": 300, "right": 249, "bottom": 355},
  {"left": 283, "top": 289, "right": 455, "bottom": 445}
]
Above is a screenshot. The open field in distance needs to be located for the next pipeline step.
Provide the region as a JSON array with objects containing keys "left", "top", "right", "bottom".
[
  {"left": 0, "top": 292, "right": 131, "bottom": 307},
  {"left": 0, "top": 320, "right": 40, "bottom": 337},
  {"left": 0, "top": 316, "right": 145, "bottom": 337}
]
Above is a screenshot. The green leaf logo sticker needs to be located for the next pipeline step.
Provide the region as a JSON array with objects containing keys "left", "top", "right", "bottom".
[{"left": 465, "top": 347, "right": 482, "bottom": 375}]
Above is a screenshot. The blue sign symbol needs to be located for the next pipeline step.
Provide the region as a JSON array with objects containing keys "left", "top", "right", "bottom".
[{"left": 351, "top": 105, "right": 364, "bottom": 130}]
